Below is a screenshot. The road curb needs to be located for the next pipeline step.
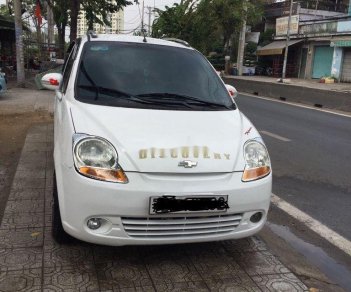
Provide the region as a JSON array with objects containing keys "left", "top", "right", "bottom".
[{"left": 223, "top": 77, "right": 351, "bottom": 112}]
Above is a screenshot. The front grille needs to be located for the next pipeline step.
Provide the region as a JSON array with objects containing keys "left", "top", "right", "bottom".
[{"left": 121, "top": 214, "right": 243, "bottom": 238}]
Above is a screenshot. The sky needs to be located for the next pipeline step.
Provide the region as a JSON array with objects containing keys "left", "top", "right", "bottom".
[{"left": 124, "top": 0, "right": 180, "bottom": 34}]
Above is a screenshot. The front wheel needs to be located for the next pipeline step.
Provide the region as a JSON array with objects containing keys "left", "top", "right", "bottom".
[{"left": 52, "top": 172, "right": 73, "bottom": 244}]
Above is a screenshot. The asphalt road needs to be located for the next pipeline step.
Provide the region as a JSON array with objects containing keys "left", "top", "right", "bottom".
[{"left": 236, "top": 94, "right": 351, "bottom": 241}]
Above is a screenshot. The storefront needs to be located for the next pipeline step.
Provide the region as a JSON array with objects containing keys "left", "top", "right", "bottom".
[
  {"left": 0, "top": 17, "right": 16, "bottom": 68},
  {"left": 329, "top": 39, "right": 351, "bottom": 83},
  {"left": 341, "top": 48, "right": 351, "bottom": 82},
  {"left": 257, "top": 40, "right": 303, "bottom": 77},
  {"left": 302, "top": 40, "right": 349, "bottom": 81},
  {"left": 312, "top": 46, "right": 334, "bottom": 78}
]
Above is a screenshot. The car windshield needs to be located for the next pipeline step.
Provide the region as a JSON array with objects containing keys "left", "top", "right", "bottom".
[{"left": 75, "top": 41, "right": 235, "bottom": 111}]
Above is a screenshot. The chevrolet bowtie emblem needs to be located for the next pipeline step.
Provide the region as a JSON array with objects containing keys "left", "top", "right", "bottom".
[{"left": 178, "top": 160, "right": 198, "bottom": 168}]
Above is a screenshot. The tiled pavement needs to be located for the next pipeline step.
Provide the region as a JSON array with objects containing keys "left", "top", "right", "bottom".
[
  {"left": 0, "top": 88, "right": 54, "bottom": 115},
  {"left": 0, "top": 124, "right": 309, "bottom": 292}
]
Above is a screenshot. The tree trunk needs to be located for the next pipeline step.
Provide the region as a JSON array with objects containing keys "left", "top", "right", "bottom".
[
  {"left": 70, "top": 0, "right": 80, "bottom": 42},
  {"left": 46, "top": 3, "right": 54, "bottom": 48},
  {"left": 13, "top": 0, "right": 25, "bottom": 86},
  {"left": 57, "top": 25, "right": 65, "bottom": 59},
  {"left": 36, "top": 22, "right": 43, "bottom": 61},
  {"left": 88, "top": 19, "right": 94, "bottom": 31},
  {"left": 86, "top": 7, "right": 94, "bottom": 31}
]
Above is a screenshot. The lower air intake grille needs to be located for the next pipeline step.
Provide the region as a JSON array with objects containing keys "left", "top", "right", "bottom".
[{"left": 121, "top": 214, "right": 243, "bottom": 238}]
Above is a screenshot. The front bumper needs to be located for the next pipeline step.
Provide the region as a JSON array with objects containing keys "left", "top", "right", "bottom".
[{"left": 56, "top": 165, "right": 272, "bottom": 246}]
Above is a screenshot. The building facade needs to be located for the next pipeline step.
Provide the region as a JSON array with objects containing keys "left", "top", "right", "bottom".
[
  {"left": 77, "top": 9, "right": 124, "bottom": 37},
  {"left": 0, "top": 15, "right": 16, "bottom": 69},
  {"left": 258, "top": 0, "right": 351, "bottom": 82}
]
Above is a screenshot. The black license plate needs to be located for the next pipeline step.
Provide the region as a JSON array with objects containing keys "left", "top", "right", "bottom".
[{"left": 150, "top": 195, "right": 229, "bottom": 215}]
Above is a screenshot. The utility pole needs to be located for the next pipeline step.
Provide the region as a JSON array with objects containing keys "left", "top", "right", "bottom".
[
  {"left": 237, "top": 0, "right": 248, "bottom": 76},
  {"left": 146, "top": 6, "right": 152, "bottom": 36},
  {"left": 141, "top": 0, "right": 145, "bottom": 34},
  {"left": 281, "top": 0, "right": 293, "bottom": 81},
  {"left": 14, "top": 0, "right": 25, "bottom": 86}
]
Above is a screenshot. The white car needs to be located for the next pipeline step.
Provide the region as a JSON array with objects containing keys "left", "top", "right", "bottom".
[{"left": 42, "top": 33, "right": 272, "bottom": 246}]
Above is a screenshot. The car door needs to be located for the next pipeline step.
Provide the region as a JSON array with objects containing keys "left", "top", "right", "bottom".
[{"left": 54, "top": 40, "right": 81, "bottom": 165}]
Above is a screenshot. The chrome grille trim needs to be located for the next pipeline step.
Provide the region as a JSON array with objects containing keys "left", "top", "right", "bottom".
[{"left": 121, "top": 214, "right": 243, "bottom": 238}]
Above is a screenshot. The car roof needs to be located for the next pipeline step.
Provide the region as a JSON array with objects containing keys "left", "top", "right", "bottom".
[{"left": 81, "top": 34, "right": 194, "bottom": 50}]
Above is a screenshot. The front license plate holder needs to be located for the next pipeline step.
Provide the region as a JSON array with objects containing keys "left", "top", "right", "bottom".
[{"left": 149, "top": 195, "right": 229, "bottom": 215}]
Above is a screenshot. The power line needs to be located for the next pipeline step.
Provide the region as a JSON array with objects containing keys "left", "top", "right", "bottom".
[
  {"left": 117, "top": 24, "right": 141, "bottom": 34},
  {"left": 119, "top": 26, "right": 141, "bottom": 32},
  {"left": 124, "top": 19, "right": 141, "bottom": 25},
  {"left": 124, "top": 13, "right": 140, "bottom": 24},
  {"left": 137, "top": 2, "right": 143, "bottom": 27}
]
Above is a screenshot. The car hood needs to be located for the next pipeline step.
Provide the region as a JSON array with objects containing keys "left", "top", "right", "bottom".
[{"left": 70, "top": 103, "right": 251, "bottom": 173}]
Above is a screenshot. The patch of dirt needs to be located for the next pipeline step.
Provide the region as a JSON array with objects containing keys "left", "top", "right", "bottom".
[{"left": 0, "top": 111, "right": 52, "bottom": 221}]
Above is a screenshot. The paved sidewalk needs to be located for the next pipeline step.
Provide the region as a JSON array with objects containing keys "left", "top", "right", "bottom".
[
  {"left": 230, "top": 76, "right": 351, "bottom": 93},
  {"left": 0, "top": 123, "right": 310, "bottom": 292},
  {"left": 224, "top": 75, "right": 351, "bottom": 112},
  {"left": 0, "top": 88, "right": 54, "bottom": 115}
]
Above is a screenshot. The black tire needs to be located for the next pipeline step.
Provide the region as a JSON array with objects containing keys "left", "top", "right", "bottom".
[{"left": 52, "top": 172, "right": 73, "bottom": 244}]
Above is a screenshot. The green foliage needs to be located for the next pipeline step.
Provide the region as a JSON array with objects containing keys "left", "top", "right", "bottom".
[
  {"left": 49, "top": 0, "right": 69, "bottom": 25},
  {"left": 152, "top": 0, "right": 264, "bottom": 56},
  {"left": 1, "top": 1, "right": 38, "bottom": 32},
  {"left": 133, "top": 29, "right": 144, "bottom": 36},
  {"left": 246, "top": 41, "right": 257, "bottom": 54},
  {"left": 244, "top": 41, "right": 257, "bottom": 67},
  {"left": 6, "top": 0, "right": 49, "bottom": 35},
  {"left": 207, "top": 54, "right": 226, "bottom": 71},
  {"left": 82, "top": 0, "right": 133, "bottom": 30},
  {"left": 0, "top": 4, "right": 11, "bottom": 16},
  {"left": 152, "top": 0, "right": 197, "bottom": 40},
  {"left": 44, "top": 0, "right": 70, "bottom": 57},
  {"left": 6, "top": 0, "right": 47, "bottom": 20},
  {"left": 0, "top": 5, "right": 16, "bottom": 28},
  {"left": 6, "top": 0, "right": 136, "bottom": 37},
  {"left": 259, "top": 28, "right": 274, "bottom": 46}
]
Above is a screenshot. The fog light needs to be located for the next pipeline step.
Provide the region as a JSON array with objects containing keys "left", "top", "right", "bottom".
[
  {"left": 250, "top": 212, "right": 263, "bottom": 223},
  {"left": 87, "top": 218, "right": 102, "bottom": 230}
]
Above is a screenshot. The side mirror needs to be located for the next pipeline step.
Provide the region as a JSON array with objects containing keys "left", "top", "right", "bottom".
[
  {"left": 225, "top": 84, "right": 238, "bottom": 99},
  {"left": 41, "top": 73, "right": 63, "bottom": 91}
]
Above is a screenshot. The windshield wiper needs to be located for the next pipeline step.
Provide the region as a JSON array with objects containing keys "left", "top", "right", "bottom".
[
  {"left": 79, "top": 62, "right": 150, "bottom": 104},
  {"left": 78, "top": 85, "right": 158, "bottom": 105},
  {"left": 136, "top": 92, "right": 233, "bottom": 110},
  {"left": 79, "top": 85, "right": 194, "bottom": 108}
]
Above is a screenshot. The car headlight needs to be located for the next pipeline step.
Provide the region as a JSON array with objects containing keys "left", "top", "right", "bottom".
[
  {"left": 73, "top": 135, "right": 128, "bottom": 183},
  {"left": 242, "top": 140, "right": 271, "bottom": 182}
]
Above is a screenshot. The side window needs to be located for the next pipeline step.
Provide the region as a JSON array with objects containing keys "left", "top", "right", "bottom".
[{"left": 61, "top": 40, "right": 80, "bottom": 93}]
